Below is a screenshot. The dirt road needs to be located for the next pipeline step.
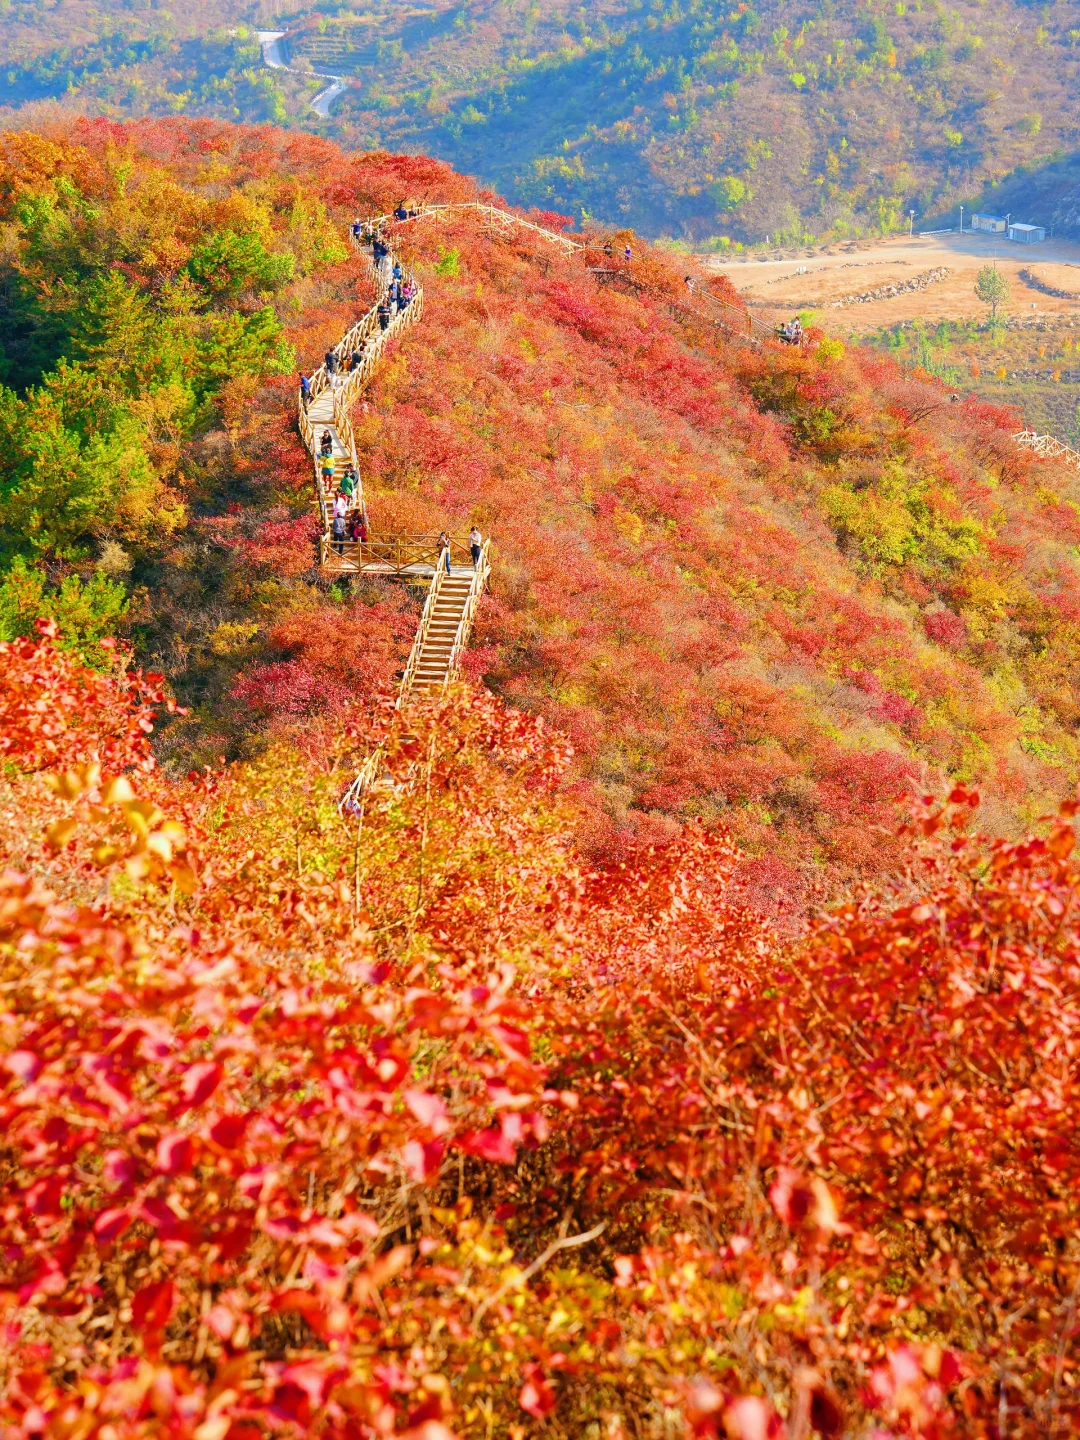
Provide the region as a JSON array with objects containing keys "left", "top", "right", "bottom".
[{"left": 704, "top": 231, "right": 1080, "bottom": 332}]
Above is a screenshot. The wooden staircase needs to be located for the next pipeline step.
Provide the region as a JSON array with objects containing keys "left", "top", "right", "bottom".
[
  {"left": 398, "top": 545, "right": 490, "bottom": 700},
  {"left": 411, "top": 572, "right": 474, "bottom": 695}
]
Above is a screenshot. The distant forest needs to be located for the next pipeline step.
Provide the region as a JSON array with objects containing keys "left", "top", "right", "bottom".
[{"left": 2, "top": 0, "right": 1080, "bottom": 242}]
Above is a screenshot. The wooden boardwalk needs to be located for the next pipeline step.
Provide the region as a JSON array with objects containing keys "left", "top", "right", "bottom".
[{"left": 307, "top": 200, "right": 766, "bottom": 807}]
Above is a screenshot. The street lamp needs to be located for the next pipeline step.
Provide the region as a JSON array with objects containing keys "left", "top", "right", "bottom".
[
  {"left": 959, "top": 204, "right": 964, "bottom": 233},
  {"left": 909, "top": 209, "right": 915, "bottom": 236}
]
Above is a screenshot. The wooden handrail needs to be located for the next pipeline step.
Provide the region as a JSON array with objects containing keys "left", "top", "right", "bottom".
[
  {"left": 397, "top": 555, "right": 449, "bottom": 707},
  {"left": 443, "top": 541, "right": 491, "bottom": 690},
  {"left": 365, "top": 200, "right": 583, "bottom": 253},
  {"left": 1014, "top": 429, "right": 1080, "bottom": 470}
]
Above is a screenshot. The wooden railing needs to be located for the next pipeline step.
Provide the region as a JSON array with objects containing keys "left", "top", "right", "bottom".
[
  {"left": 320, "top": 533, "right": 474, "bottom": 574},
  {"left": 397, "top": 554, "right": 449, "bottom": 707},
  {"left": 1014, "top": 429, "right": 1080, "bottom": 470},
  {"left": 444, "top": 540, "right": 491, "bottom": 687},
  {"left": 299, "top": 231, "right": 426, "bottom": 544},
  {"left": 367, "top": 200, "right": 583, "bottom": 253},
  {"left": 298, "top": 397, "right": 329, "bottom": 529}
]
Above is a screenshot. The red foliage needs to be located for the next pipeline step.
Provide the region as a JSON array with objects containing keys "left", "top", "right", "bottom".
[
  {"left": 0, "top": 622, "right": 175, "bottom": 775},
  {"left": 1, "top": 643, "right": 1080, "bottom": 1437},
  {"left": 924, "top": 607, "right": 968, "bottom": 648}
]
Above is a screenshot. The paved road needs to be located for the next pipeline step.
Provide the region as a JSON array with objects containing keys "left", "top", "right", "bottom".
[
  {"left": 256, "top": 28, "right": 346, "bottom": 117},
  {"left": 311, "top": 79, "right": 347, "bottom": 117}
]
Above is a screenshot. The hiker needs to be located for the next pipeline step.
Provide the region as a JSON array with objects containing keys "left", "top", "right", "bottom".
[
  {"left": 334, "top": 492, "right": 349, "bottom": 522},
  {"left": 623, "top": 243, "right": 632, "bottom": 263},
  {"left": 373, "top": 237, "right": 387, "bottom": 263},
  {"left": 351, "top": 346, "right": 365, "bottom": 370},
  {"left": 402, "top": 279, "right": 416, "bottom": 309},
  {"left": 395, "top": 202, "right": 409, "bottom": 221},
  {"left": 324, "top": 348, "right": 337, "bottom": 375},
  {"left": 378, "top": 299, "right": 392, "bottom": 330},
  {"left": 392, "top": 262, "right": 403, "bottom": 283},
  {"left": 321, "top": 452, "right": 335, "bottom": 488},
  {"left": 352, "top": 217, "right": 363, "bottom": 239},
  {"left": 469, "top": 525, "right": 483, "bottom": 566},
  {"left": 319, "top": 429, "right": 333, "bottom": 457},
  {"left": 332, "top": 511, "right": 347, "bottom": 558},
  {"left": 299, "top": 373, "right": 311, "bottom": 408},
  {"left": 684, "top": 274, "right": 695, "bottom": 294},
  {"left": 437, "top": 530, "right": 452, "bottom": 573},
  {"left": 340, "top": 467, "right": 357, "bottom": 500},
  {"left": 349, "top": 510, "right": 367, "bottom": 544}
]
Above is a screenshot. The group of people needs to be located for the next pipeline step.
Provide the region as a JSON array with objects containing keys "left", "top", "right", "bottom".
[
  {"left": 777, "top": 316, "right": 804, "bottom": 345},
  {"left": 436, "top": 528, "right": 485, "bottom": 572},
  {"left": 308, "top": 216, "right": 488, "bottom": 573}
]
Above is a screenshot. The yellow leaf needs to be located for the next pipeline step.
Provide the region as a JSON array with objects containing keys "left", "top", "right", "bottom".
[
  {"left": 168, "top": 860, "right": 199, "bottom": 895},
  {"left": 102, "top": 775, "right": 137, "bottom": 805},
  {"left": 145, "top": 832, "right": 174, "bottom": 862},
  {"left": 92, "top": 841, "right": 125, "bottom": 868},
  {"left": 45, "top": 817, "right": 79, "bottom": 851}
]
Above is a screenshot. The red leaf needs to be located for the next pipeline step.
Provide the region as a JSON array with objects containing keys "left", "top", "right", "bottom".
[
  {"left": 93, "top": 1206, "right": 133, "bottom": 1243},
  {"left": 402, "top": 1138, "right": 446, "bottom": 1183},
  {"left": 178, "top": 1062, "right": 222, "bottom": 1111},
  {"left": 102, "top": 1150, "right": 137, "bottom": 1187},
  {"left": 209, "top": 1113, "right": 249, "bottom": 1149},
  {"left": 5, "top": 1050, "right": 41, "bottom": 1083},
  {"left": 131, "top": 1280, "right": 177, "bottom": 1357},
  {"left": 155, "top": 1131, "right": 194, "bottom": 1174},
  {"left": 519, "top": 1362, "right": 555, "bottom": 1418}
]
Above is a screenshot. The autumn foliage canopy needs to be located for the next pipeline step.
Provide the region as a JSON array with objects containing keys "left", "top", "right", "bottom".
[
  {"left": 4, "top": 117, "right": 1080, "bottom": 1440},
  {"left": 2, "top": 625, "right": 1080, "bottom": 1440}
]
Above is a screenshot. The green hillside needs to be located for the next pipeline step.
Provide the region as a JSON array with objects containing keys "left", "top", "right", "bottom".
[{"left": 3, "top": 0, "right": 1080, "bottom": 244}]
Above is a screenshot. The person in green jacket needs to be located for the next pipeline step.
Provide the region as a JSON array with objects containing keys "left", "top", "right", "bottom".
[{"left": 340, "top": 467, "right": 357, "bottom": 500}]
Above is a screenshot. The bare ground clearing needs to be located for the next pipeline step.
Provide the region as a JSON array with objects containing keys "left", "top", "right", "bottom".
[{"left": 701, "top": 232, "right": 1080, "bottom": 332}]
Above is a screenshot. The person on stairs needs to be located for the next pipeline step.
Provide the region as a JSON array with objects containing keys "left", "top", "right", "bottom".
[
  {"left": 351, "top": 346, "right": 365, "bottom": 371},
  {"left": 349, "top": 510, "right": 368, "bottom": 545},
  {"left": 395, "top": 202, "right": 409, "bottom": 222},
  {"left": 321, "top": 451, "right": 335, "bottom": 488},
  {"left": 319, "top": 430, "right": 333, "bottom": 457},
  {"left": 469, "top": 526, "right": 483, "bottom": 567},
  {"left": 332, "top": 510, "right": 347, "bottom": 558},
  {"left": 325, "top": 349, "right": 338, "bottom": 375},
  {"left": 352, "top": 217, "right": 363, "bottom": 239},
  {"left": 300, "top": 373, "right": 311, "bottom": 409},
  {"left": 437, "top": 530, "right": 452, "bottom": 573},
  {"left": 378, "top": 299, "right": 392, "bottom": 331},
  {"left": 334, "top": 492, "right": 349, "bottom": 526},
  {"left": 340, "top": 467, "right": 357, "bottom": 502}
]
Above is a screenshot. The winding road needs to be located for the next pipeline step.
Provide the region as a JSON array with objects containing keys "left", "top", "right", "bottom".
[{"left": 256, "top": 29, "right": 347, "bottom": 118}]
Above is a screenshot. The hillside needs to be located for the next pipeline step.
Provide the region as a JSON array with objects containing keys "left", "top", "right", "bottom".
[
  {"left": 4, "top": 0, "right": 1080, "bottom": 244},
  {"left": 3, "top": 118, "right": 1080, "bottom": 902},
  {"left": 5, "top": 116, "right": 1080, "bottom": 1439}
]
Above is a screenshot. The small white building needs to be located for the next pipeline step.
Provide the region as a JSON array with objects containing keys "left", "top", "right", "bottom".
[
  {"left": 971, "top": 213, "right": 1007, "bottom": 234},
  {"left": 1008, "top": 222, "right": 1046, "bottom": 244}
]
